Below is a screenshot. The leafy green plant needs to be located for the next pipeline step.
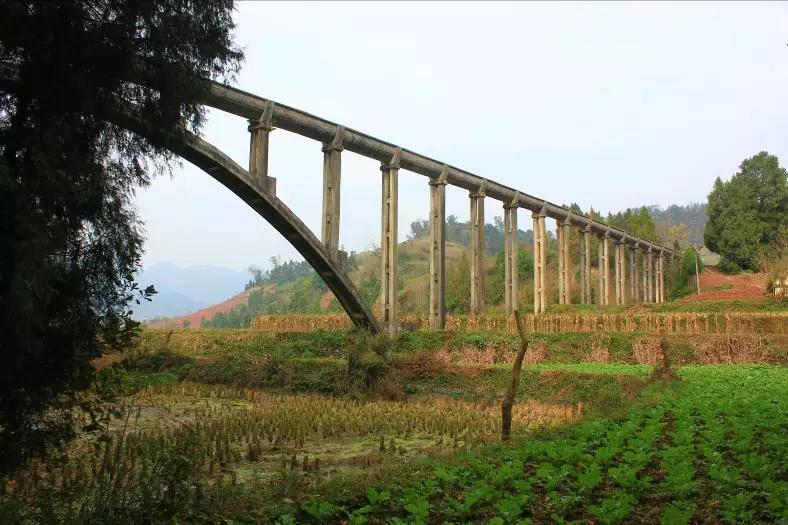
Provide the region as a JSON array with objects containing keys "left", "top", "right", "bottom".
[{"left": 303, "top": 500, "right": 341, "bottom": 520}]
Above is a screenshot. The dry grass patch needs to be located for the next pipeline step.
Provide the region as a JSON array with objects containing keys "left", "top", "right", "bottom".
[
  {"left": 585, "top": 334, "right": 611, "bottom": 363},
  {"left": 633, "top": 336, "right": 662, "bottom": 365},
  {"left": 692, "top": 334, "right": 770, "bottom": 364}
]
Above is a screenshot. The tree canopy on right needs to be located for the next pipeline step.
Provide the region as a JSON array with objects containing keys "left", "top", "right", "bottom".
[{"left": 704, "top": 151, "right": 787, "bottom": 272}]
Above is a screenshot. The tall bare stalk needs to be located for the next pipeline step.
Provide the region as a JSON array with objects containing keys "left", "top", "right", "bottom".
[{"left": 501, "top": 310, "right": 529, "bottom": 441}]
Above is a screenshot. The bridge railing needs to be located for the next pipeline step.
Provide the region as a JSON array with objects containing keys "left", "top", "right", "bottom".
[{"left": 201, "top": 80, "right": 674, "bottom": 251}]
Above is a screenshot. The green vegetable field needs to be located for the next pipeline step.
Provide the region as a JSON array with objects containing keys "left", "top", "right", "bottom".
[{"left": 283, "top": 365, "right": 787, "bottom": 524}]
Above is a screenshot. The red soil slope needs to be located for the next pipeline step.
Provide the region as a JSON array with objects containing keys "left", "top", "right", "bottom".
[
  {"left": 319, "top": 290, "right": 335, "bottom": 309},
  {"left": 680, "top": 267, "right": 767, "bottom": 302},
  {"left": 147, "top": 288, "right": 255, "bottom": 329}
]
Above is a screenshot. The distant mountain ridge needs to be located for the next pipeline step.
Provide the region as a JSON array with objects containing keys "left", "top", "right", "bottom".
[
  {"left": 134, "top": 263, "right": 249, "bottom": 321},
  {"left": 133, "top": 291, "right": 205, "bottom": 321}
]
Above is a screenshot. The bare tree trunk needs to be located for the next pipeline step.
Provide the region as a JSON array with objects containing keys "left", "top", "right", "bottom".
[{"left": 501, "top": 310, "right": 530, "bottom": 441}]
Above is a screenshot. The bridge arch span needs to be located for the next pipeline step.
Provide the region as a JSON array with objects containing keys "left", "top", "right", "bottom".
[
  {"left": 144, "top": 126, "right": 380, "bottom": 332},
  {"left": 0, "top": 64, "right": 383, "bottom": 332}
]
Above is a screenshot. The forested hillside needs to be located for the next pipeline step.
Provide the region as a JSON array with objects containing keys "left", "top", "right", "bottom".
[
  {"left": 188, "top": 202, "right": 706, "bottom": 328},
  {"left": 648, "top": 203, "right": 707, "bottom": 246}
]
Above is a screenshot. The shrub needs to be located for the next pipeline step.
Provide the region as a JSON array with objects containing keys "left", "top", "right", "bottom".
[
  {"left": 717, "top": 257, "right": 741, "bottom": 275},
  {"left": 398, "top": 330, "right": 447, "bottom": 352},
  {"left": 189, "top": 355, "right": 257, "bottom": 386},
  {"left": 121, "top": 348, "right": 195, "bottom": 378},
  {"left": 258, "top": 356, "right": 295, "bottom": 388},
  {"left": 391, "top": 351, "right": 447, "bottom": 380},
  {"left": 346, "top": 334, "right": 392, "bottom": 392},
  {"left": 671, "top": 248, "right": 704, "bottom": 299}
]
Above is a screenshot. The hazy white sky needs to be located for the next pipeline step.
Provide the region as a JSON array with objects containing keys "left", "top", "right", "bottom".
[{"left": 135, "top": 1, "right": 788, "bottom": 271}]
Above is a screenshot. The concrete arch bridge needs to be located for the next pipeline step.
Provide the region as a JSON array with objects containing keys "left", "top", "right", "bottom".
[
  {"left": 1, "top": 66, "right": 679, "bottom": 334},
  {"left": 195, "top": 81, "right": 678, "bottom": 333}
]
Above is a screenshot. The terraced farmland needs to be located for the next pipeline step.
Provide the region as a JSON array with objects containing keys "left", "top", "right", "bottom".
[{"left": 1, "top": 329, "right": 785, "bottom": 524}]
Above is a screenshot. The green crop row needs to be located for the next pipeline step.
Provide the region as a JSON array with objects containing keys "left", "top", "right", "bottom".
[{"left": 278, "top": 365, "right": 787, "bottom": 524}]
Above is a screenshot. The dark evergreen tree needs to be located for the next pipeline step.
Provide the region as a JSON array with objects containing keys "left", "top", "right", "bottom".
[
  {"left": 0, "top": 0, "right": 242, "bottom": 471},
  {"left": 704, "top": 152, "right": 788, "bottom": 272}
]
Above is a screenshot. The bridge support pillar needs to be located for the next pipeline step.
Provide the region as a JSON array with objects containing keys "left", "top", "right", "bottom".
[
  {"left": 597, "top": 237, "right": 604, "bottom": 305},
  {"left": 655, "top": 253, "right": 661, "bottom": 303},
  {"left": 469, "top": 181, "right": 486, "bottom": 316},
  {"left": 248, "top": 101, "right": 277, "bottom": 195},
  {"left": 321, "top": 126, "right": 344, "bottom": 259},
  {"left": 580, "top": 226, "right": 592, "bottom": 304},
  {"left": 615, "top": 240, "right": 626, "bottom": 305},
  {"left": 532, "top": 207, "right": 547, "bottom": 314},
  {"left": 657, "top": 252, "right": 665, "bottom": 303},
  {"left": 428, "top": 168, "right": 447, "bottom": 329},
  {"left": 380, "top": 149, "right": 401, "bottom": 335},
  {"left": 641, "top": 248, "right": 649, "bottom": 302},
  {"left": 557, "top": 217, "right": 571, "bottom": 304},
  {"left": 503, "top": 194, "right": 519, "bottom": 314},
  {"left": 598, "top": 233, "right": 611, "bottom": 305},
  {"left": 578, "top": 230, "right": 586, "bottom": 304},
  {"left": 668, "top": 253, "right": 675, "bottom": 298},
  {"left": 646, "top": 248, "right": 654, "bottom": 302},
  {"left": 629, "top": 244, "right": 639, "bottom": 304}
]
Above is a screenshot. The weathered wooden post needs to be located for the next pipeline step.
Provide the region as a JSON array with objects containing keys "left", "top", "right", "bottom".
[{"left": 428, "top": 166, "right": 447, "bottom": 329}]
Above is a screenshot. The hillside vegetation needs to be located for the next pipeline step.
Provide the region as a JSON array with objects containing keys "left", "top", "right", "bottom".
[{"left": 163, "top": 204, "right": 713, "bottom": 329}]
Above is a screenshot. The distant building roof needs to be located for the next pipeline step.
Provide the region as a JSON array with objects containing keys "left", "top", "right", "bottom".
[{"left": 696, "top": 245, "right": 720, "bottom": 266}]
